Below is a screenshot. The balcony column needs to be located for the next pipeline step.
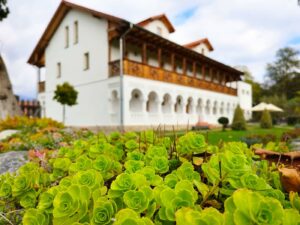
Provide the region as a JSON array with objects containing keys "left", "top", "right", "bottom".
[
  {"left": 182, "top": 58, "right": 186, "bottom": 75},
  {"left": 158, "top": 48, "right": 162, "bottom": 68},
  {"left": 193, "top": 62, "right": 196, "bottom": 78},
  {"left": 171, "top": 54, "right": 175, "bottom": 72},
  {"left": 142, "top": 43, "right": 147, "bottom": 64},
  {"left": 202, "top": 64, "right": 206, "bottom": 80}
]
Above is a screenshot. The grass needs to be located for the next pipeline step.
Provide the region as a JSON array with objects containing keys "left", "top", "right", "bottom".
[{"left": 165, "top": 125, "right": 293, "bottom": 145}]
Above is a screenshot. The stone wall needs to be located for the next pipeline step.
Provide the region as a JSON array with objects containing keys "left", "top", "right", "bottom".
[{"left": 0, "top": 55, "right": 22, "bottom": 119}]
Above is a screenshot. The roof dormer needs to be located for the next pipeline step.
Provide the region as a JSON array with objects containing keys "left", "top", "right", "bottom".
[
  {"left": 137, "top": 14, "right": 175, "bottom": 39},
  {"left": 183, "top": 38, "right": 214, "bottom": 56}
]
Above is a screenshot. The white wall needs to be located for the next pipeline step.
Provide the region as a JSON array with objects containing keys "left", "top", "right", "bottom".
[
  {"left": 142, "top": 20, "right": 170, "bottom": 39},
  {"left": 42, "top": 9, "right": 113, "bottom": 126},
  {"left": 122, "top": 75, "right": 239, "bottom": 126},
  {"left": 237, "top": 81, "right": 252, "bottom": 120},
  {"left": 192, "top": 44, "right": 210, "bottom": 56}
]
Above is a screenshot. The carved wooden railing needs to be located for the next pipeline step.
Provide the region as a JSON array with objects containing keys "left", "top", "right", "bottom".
[
  {"left": 38, "top": 81, "right": 45, "bottom": 93},
  {"left": 109, "top": 59, "right": 237, "bottom": 96}
]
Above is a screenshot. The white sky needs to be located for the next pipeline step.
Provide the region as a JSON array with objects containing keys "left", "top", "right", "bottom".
[{"left": 0, "top": 0, "right": 300, "bottom": 99}]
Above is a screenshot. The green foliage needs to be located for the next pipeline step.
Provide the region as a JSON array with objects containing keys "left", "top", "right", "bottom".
[
  {"left": 231, "top": 105, "right": 247, "bottom": 130},
  {"left": 260, "top": 109, "right": 273, "bottom": 129},
  {"left": 218, "top": 117, "right": 229, "bottom": 131},
  {"left": 177, "top": 132, "right": 206, "bottom": 157},
  {"left": 224, "top": 189, "right": 285, "bottom": 225},
  {"left": 53, "top": 82, "right": 78, "bottom": 106},
  {"left": 1, "top": 129, "right": 300, "bottom": 224}
]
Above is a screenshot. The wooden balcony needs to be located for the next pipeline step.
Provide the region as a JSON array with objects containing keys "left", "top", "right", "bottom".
[
  {"left": 109, "top": 59, "right": 237, "bottom": 96},
  {"left": 38, "top": 81, "right": 45, "bottom": 93}
]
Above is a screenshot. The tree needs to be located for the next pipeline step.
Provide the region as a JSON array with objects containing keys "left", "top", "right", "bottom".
[
  {"left": 0, "top": 0, "right": 9, "bottom": 21},
  {"left": 218, "top": 117, "right": 229, "bottom": 131},
  {"left": 265, "top": 47, "right": 300, "bottom": 99},
  {"left": 231, "top": 105, "right": 247, "bottom": 130},
  {"left": 260, "top": 109, "right": 272, "bottom": 129},
  {"left": 53, "top": 82, "right": 78, "bottom": 123}
]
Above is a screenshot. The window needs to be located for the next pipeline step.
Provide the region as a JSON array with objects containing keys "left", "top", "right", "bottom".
[
  {"left": 65, "top": 26, "right": 69, "bottom": 48},
  {"left": 74, "top": 21, "right": 78, "bottom": 44},
  {"left": 157, "top": 27, "right": 162, "bottom": 36},
  {"left": 57, "top": 62, "right": 61, "bottom": 78},
  {"left": 84, "top": 52, "right": 90, "bottom": 70}
]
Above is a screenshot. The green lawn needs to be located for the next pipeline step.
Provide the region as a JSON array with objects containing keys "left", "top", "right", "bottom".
[{"left": 165, "top": 125, "right": 293, "bottom": 145}]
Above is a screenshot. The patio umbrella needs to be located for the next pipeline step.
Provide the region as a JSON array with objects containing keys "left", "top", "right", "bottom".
[
  {"left": 251, "top": 102, "right": 269, "bottom": 111},
  {"left": 266, "top": 103, "right": 283, "bottom": 112},
  {"left": 251, "top": 102, "right": 284, "bottom": 112}
]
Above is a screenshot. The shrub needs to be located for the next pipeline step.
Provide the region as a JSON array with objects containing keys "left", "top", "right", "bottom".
[
  {"left": 231, "top": 105, "right": 246, "bottom": 130},
  {"left": 287, "top": 116, "right": 300, "bottom": 126},
  {"left": 218, "top": 117, "right": 229, "bottom": 131},
  {"left": 260, "top": 110, "right": 273, "bottom": 129}
]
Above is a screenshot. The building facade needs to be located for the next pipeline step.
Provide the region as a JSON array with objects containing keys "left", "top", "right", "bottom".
[{"left": 29, "top": 1, "right": 252, "bottom": 129}]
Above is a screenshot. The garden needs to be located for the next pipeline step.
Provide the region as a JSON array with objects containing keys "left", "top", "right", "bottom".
[{"left": 0, "top": 116, "right": 300, "bottom": 225}]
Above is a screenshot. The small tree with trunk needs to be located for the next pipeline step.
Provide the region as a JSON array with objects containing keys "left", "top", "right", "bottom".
[
  {"left": 218, "top": 117, "right": 229, "bottom": 131},
  {"left": 260, "top": 109, "right": 273, "bottom": 129},
  {"left": 53, "top": 82, "right": 78, "bottom": 123},
  {"left": 231, "top": 105, "right": 247, "bottom": 130}
]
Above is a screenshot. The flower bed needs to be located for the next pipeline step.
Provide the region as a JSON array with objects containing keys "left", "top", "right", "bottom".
[{"left": 0, "top": 131, "right": 300, "bottom": 224}]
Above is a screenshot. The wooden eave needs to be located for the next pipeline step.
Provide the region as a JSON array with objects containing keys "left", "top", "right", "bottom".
[
  {"left": 28, "top": 0, "right": 127, "bottom": 67},
  {"left": 184, "top": 38, "right": 214, "bottom": 51}
]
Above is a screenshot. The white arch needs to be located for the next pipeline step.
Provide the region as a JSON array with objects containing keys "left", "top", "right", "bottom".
[
  {"left": 196, "top": 98, "right": 203, "bottom": 114},
  {"left": 129, "top": 89, "right": 143, "bottom": 112},
  {"left": 220, "top": 102, "right": 224, "bottom": 115},
  {"left": 146, "top": 91, "right": 159, "bottom": 113},
  {"left": 162, "top": 93, "right": 172, "bottom": 114},
  {"left": 175, "top": 95, "right": 184, "bottom": 114},
  {"left": 110, "top": 90, "right": 119, "bottom": 114},
  {"left": 186, "top": 97, "right": 194, "bottom": 114},
  {"left": 213, "top": 101, "right": 218, "bottom": 115},
  {"left": 205, "top": 99, "right": 211, "bottom": 115}
]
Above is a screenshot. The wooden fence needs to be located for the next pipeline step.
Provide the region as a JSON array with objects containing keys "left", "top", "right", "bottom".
[{"left": 18, "top": 100, "right": 41, "bottom": 117}]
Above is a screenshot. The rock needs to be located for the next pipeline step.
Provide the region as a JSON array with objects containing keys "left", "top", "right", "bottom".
[
  {"left": 0, "top": 129, "right": 18, "bottom": 141},
  {"left": 0, "top": 55, "right": 22, "bottom": 119},
  {"left": 0, "top": 151, "right": 28, "bottom": 174},
  {"left": 279, "top": 168, "right": 300, "bottom": 193}
]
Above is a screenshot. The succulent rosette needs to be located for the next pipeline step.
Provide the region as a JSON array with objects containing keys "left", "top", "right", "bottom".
[
  {"left": 22, "top": 208, "right": 50, "bottom": 225},
  {"left": 177, "top": 132, "right": 206, "bottom": 156},
  {"left": 125, "top": 139, "right": 139, "bottom": 151},
  {"left": 114, "top": 208, "right": 154, "bottom": 225},
  {"left": 91, "top": 198, "right": 117, "bottom": 225},
  {"left": 127, "top": 150, "right": 144, "bottom": 161},
  {"left": 157, "top": 180, "right": 198, "bottom": 221},
  {"left": 0, "top": 181, "right": 12, "bottom": 198},
  {"left": 125, "top": 160, "right": 145, "bottom": 173},
  {"left": 137, "top": 166, "right": 163, "bottom": 186},
  {"left": 52, "top": 157, "right": 72, "bottom": 171},
  {"left": 150, "top": 157, "right": 169, "bottom": 174},
  {"left": 176, "top": 207, "right": 224, "bottom": 225},
  {"left": 73, "top": 169, "right": 104, "bottom": 191},
  {"left": 224, "top": 189, "right": 284, "bottom": 225},
  {"left": 53, "top": 185, "right": 91, "bottom": 224},
  {"left": 12, "top": 174, "right": 32, "bottom": 197},
  {"left": 109, "top": 173, "right": 136, "bottom": 198},
  {"left": 123, "top": 189, "right": 150, "bottom": 213},
  {"left": 20, "top": 190, "right": 37, "bottom": 208},
  {"left": 175, "top": 162, "right": 200, "bottom": 182},
  {"left": 37, "top": 191, "right": 55, "bottom": 212},
  {"left": 145, "top": 146, "right": 168, "bottom": 162}
]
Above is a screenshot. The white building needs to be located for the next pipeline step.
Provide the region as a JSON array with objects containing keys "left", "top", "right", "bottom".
[{"left": 28, "top": 1, "right": 252, "bottom": 130}]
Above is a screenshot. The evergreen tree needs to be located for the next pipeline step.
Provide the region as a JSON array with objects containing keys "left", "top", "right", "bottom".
[
  {"left": 260, "top": 109, "right": 273, "bottom": 129},
  {"left": 231, "top": 105, "right": 246, "bottom": 130}
]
